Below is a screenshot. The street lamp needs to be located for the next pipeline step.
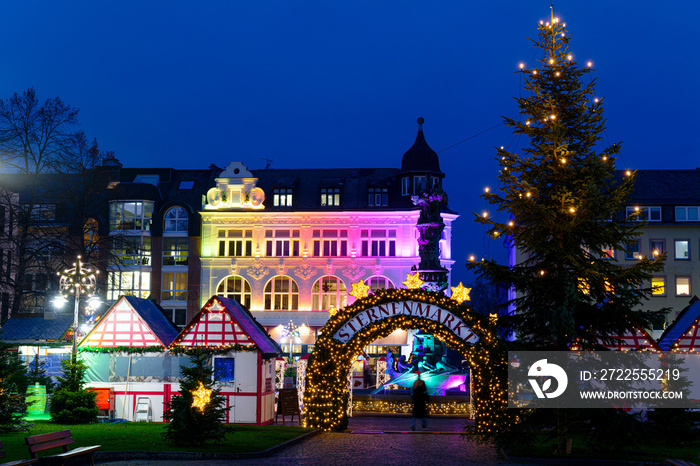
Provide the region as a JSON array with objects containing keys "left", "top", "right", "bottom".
[
  {"left": 280, "top": 321, "right": 310, "bottom": 362},
  {"left": 53, "top": 256, "right": 100, "bottom": 358}
]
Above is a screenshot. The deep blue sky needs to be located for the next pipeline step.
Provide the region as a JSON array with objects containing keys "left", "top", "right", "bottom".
[{"left": 2, "top": 1, "right": 698, "bottom": 286}]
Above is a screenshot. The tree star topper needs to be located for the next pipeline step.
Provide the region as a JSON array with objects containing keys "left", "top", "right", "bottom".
[
  {"left": 402, "top": 272, "right": 424, "bottom": 290},
  {"left": 450, "top": 282, "right": 471, "bottom": 303},
  {"left": 192, "top": 381, "right": 212, "bottom": 411},
  {"left": 350, "top": 279, "right": 371, "bottom": 300}
]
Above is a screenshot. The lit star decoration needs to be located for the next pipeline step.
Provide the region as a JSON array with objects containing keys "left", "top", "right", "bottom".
[
  {"left": 402, "top": 272, "right": 424, "bottom": 290},
  {"left": 191, "top": 382, "right": 212, "bottom": 411},
  {"left": 349, "top": 279, "right": 371, "bottom": 300},
  {"left": 450, "top": 282, "right": 472, "bottom": 304}
]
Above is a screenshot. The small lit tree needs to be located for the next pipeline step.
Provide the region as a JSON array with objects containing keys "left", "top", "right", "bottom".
[
  {"left": 0, "top": 345, "right": 30, "bottom": 432},
  {"left": 163, "top": 352, "right": 229, "bottom": 446},
  {"left": 49, "top": 355, "right": 99, "bottom": 424}
]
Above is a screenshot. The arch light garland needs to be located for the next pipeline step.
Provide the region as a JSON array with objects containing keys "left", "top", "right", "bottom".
[{"left": 302, "top": 288, "right": 510, "bottom": 435}]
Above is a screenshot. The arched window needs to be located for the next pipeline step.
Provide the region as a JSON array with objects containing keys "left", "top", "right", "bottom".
[
  {"left": 164, "top": 206, "right": 188, "bottom": 232},
  {"left": 217, "top": 275, "right": 252, "bottom": 309},
  {"left": 312, "top": 275, "right": 347, "bottom": 310},
  {"left": 83, "top": 218, "right": 98, "bottom": 248},
  {"left": 264, "top": 276, "right": 299, "bottom": 310},
  {"left": 367, "top": 275, "right": 395, "bottom": 293}
]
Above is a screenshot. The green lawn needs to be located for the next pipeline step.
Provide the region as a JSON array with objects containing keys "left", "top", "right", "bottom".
[{"left": 0, "top": 421, "right": 313, "bottom": 462}]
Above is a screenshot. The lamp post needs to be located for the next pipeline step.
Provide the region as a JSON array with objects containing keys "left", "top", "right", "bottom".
[
  {"left": 54, "top": 256, "right": 100, "bottom": 359},
  {"left": 281, "top": 320, "right": 309, "bottom": 362}
]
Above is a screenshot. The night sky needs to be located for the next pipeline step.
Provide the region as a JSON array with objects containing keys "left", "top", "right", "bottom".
[{"left": 2, "top": 1, "right": 698, "bottom": 286}]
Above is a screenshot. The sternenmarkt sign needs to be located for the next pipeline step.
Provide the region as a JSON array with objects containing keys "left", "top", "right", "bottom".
[{"left": 332, "top": 300, "right": 479, "bottom": 344}]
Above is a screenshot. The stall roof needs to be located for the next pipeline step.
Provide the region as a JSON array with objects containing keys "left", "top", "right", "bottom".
[
  {"left": 80, "top": 296, "right": 179, "bottom": 348},
  {"left": 0, "top": 314, "right": 72, "bottom": 343},
  {"left": 172, "top": 296, "right": 282, "bottom": 356},
  {"left": 658, "top": 297, "right": 700, "bottom": 351}
]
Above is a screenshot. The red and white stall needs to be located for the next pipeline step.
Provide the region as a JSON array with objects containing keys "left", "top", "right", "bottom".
[
  {"left": 79, "top": 295, "right": 281, "bottom": 425},
  {"left": 170, "top": 296, "right": 281, "bottom": 425}
]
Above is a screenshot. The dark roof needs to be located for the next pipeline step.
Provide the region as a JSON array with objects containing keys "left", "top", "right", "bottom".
[
  {"left": 657, "top": 296, "right": 700, "bottom": 350},
  {"left": 629, "top": 169, "right": 700, "bottom": 204},
  {"left": 400, "top": 118, "right": 442, "bottom": 175},
  {"left": 0, "top": 314, "right": 72, "bottom": 342},
  {"left": 211, "top": 296, "right": 282, "bottom": 356},
  {"left": 251, "top": 167, "right": 415, "bottom": 210},
  {"left": 121, "top": 296, "right": 180, "bottom": 346}
]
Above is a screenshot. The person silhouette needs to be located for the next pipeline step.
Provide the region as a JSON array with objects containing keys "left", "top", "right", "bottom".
[{"left": 411, "top": 371, "right": 430, "bottom": 431}]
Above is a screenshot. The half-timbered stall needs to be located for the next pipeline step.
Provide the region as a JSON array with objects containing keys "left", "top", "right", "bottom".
[
  {"left": 79, "top": 295, "right": 281, "bottom": 424},
  {"left": 170, "top": 296, "right": 282, "bottom": 425},
  {"left": 79, "top": 296, "right": 183, "bottom": 421}
]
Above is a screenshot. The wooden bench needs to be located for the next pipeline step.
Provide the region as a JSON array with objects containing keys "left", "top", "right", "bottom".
[
  {"left": 0, "top": 440, "right": 38, "bottom": 466},
  {"left": 24, "top": 430, "right": 101, "bottom": 466},
  {"left": 665, "top": 459, "right": 698, "bottom": 466}
]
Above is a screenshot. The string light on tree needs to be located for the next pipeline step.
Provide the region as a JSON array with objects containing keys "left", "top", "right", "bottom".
[{"left": 191, "top": 382, "right": 212, "bottom": 411}]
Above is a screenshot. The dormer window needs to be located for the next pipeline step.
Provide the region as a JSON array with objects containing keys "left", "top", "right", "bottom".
[
  {"left": 273, "top": 188, "right": 293, "bottom": 207},
  {"left": 321, "top": 188, "right": 340, "bottom": 207},
  {"left": 368, "top": 188, "right": 388, "bottom": 207},
  {"left": 401, "top": 177, "right": 410, "bottom": 196},
  {"left": 414, "top": 176, "right": 426, "bottom": 194}
]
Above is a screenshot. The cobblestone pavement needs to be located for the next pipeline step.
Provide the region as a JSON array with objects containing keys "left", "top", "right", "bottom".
[{"left": 97, "top": 416, "right": 535, "bottom": 466}]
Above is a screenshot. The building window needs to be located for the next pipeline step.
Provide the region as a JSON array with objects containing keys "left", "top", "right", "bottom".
[
  {"left": 109, "top": 201, "right": 153, "bottom": 231},
  {"left": 29, "top": 204, "right": 55, "bottom": 221},
  {"left": 626, "top": 206, "right": 661, "bottom": 222},
  {"left": 368, "top": 188, "right": 388, "bottom": 207},
  {"left": 360, "top": 229, "right": 397, "bottom": 257},
  {"left": 312, "top": 230, "right": 348, "bottom": 257},
  {"left": 674, "top": 240, "right": 690, "bottom": 260},
  {"left": 216, "top": 275, "right": 252, "bottom": 309},
  {"left": 111, "top": 236, "right": 152, "bottom": 266},
  {"left": 264, "top": 276, "right": 299, "bottom": 310},
  {"left": 675, "top": 206, "right": 700, "bottom": 221},
  {"left": 162, "top": 272, "right": 187, "bottom": 301},
  {"left": 401, "top": 177, "right": 410, "bottom": 196},
  {"left": 625, "top": 241, "right": 640, "bottom": 260},
  {"left": 651, "top": 277, "right": 666, "bottom": 296},
  {"left": 107, "top": 270, "right": 150, "bottom": 300},
  {"left": 601, "top": 245, "right": 615, "bottom": 260},
  {"left": 162, "top": 308, "right": 187, "bottom": 328},
  {"left": 321, "top": 188, "right": 340, "bottom": 207},
  {"left": 163, "top": 238, "right": 188, "bottom": 266},
  {"left": 164, "top": 206, "right": 188, "bottom": 232},
  {"left": 676, "top": 276, "right": 691, "bottom": 296},
  {"left": 83, "top": 218, "right": 99, "bottom": 248},
  {"left": 273, "top": 188, "right": 293, "bottom": 207},
  {"left": 414, "top": 176, "right": 426, "bottom": 194},
  {"left": 312, "top": 276, "right": 347, "bottom": 310},
  {"left": 367, "top": 276, "right": 395, "bottom": 293},
  {"left": 649, "top": 239, "right": 665, "bottom": 257},
  {"left": 265, "top": 230, "right": 300, "bottom": 257},
  {"left": 218, "top": 229, "right": 253, "bottom": 257}
]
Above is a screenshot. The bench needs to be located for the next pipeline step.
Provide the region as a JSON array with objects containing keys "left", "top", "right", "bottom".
[
  {"left": 0, "top": 440, "right": 38, "bottom": 466},
  {"left": 24, "top": 430, "right": 101, "bottom": 466},
  {"left": 665, "top": 460, "right": 698, "bottom": 466}
]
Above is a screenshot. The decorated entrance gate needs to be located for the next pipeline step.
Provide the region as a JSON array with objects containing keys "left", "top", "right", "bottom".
[{"left": 302, "top": 288, "right": 508, "bottom": 433}]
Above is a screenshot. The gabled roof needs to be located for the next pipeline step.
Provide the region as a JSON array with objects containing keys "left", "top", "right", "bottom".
[
  {"left": 658, "top": 297, "right": 700, "bottom": 351},
  {"left": 0, "top": 314, "right": 72, "bottom": 342},
  {"left": 171, "top": 296, "right": 282, "bottom": 356},
  {"left": 80, "top": 296, "right": 179, "bottom": 348},
  {"left": 598, "top": 326, "right": 661, "bottom": 351}
]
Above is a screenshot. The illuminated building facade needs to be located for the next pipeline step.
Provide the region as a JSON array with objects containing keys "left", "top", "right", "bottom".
[{"left": 199, "top": 121, "right": 457, "bottom": 354}]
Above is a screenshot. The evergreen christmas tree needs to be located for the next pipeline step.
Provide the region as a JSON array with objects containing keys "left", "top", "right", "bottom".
[
  {"left": 0, "top": 346, "right": 30, "bottom": 432},
  {"left": 163, "top": 352, "right": 230, "bottom": 446},
  {"left": 49, "top": 355, "right": 99, "bottom": 424},
  {"left": 469, "top": 8, "right": 665, "bottom": 350}
]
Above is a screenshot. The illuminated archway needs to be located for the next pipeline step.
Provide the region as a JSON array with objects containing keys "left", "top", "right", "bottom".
[{"left": 302, "top": 288, "right": 508, "bottom": 434}]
